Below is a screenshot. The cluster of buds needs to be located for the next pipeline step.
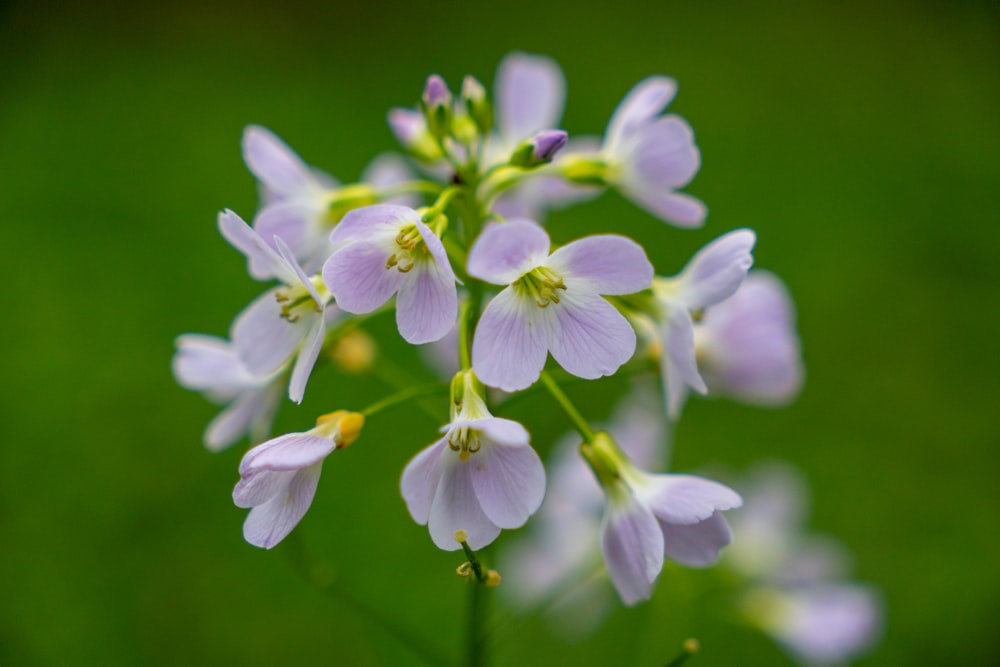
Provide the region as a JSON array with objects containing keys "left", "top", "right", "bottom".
[{"left": 172, "top": 53, "right": 873, "bottom": 660}]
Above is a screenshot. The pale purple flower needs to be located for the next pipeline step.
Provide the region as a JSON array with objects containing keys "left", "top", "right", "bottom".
[
  {"left": 600, "top": 77, "right": 706, "bottom": 227},
  {"left": 400, "top": 379, "right": 545, "bottom": 551},
  {"left": 469, "top": 219, "right": 653, "bottom": 391},
  {"left": 233, "top": 411, "right": 364, "bottom": 549},
  {"left": 601, "top": 464, "right": 742, "bottom": 605},
  {"left": 172, "top": 334, "right": 283, "bottom": 451},
  {"left": 220, "top": 209, "right": 333, "bottom": 403},
  {"left": 322, "top": 204, "right": 457, "bottom": 344},
  {"left": 653, "top": 229, "right": 756, "bottom": 419},
  {"left": 695, "top": 271, "right": 804, "bottom": 406}
]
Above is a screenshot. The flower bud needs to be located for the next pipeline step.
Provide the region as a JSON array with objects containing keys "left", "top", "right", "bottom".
[
  {"left": 509, "top": 129, "right": 568, "bottom": 168},
  {"left": 421, "top": 74, "right": 453, "bottom": 140},
  {"left": 461, "top": 75, "right": 493, "bottom": 134}
]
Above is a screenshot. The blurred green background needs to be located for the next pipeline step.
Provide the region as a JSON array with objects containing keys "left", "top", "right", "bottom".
[{"left": 1, "top": 0, "right": 998, "bottom": 664}]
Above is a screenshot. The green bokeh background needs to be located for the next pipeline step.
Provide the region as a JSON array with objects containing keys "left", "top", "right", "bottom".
[{"left": 2, "top": 0, "right": 998, "bottom": 664}]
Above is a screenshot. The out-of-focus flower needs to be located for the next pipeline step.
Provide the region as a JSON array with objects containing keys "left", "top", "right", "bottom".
[
  {"left": 469, "top": 219, "right": 652, "bottom": 391},
  {"left": 233, "top": 410, "right": 365, "bottom": 549}
]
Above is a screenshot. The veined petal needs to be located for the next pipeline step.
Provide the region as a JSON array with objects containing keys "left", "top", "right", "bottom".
[
  {"left": 622, "top": 188, "right": 707, "bottom": 228},
  {"left": 677, "top": 229, "right": 756, "bottom": 308},
  {"left": 173, "top": 334, "right": 255, "bottom": 398},
  {"left": 242, "top": 125, "right": 330, "bottom": 200},
  {"left": 472, "top": 288, "right": 549, "bottom": 391},
  {"left": 496, "top": 52, "right": 565, "bottom": 144},
  {"left": 467, "top": 219, "right": 551, "bottom": 285},
  {"left": 288, "top": 314, "right": 326, "bottom": 403},
  {"left": 547, "top": 235, "right": 653, "bottom": 295},
  {"left": 218, "top": 209, "right": 299, "bottom": 283},
  {"left": 242, "top": 463, "right": 323, "bottom": 549},
  {"left": 601, "top": 492, "right": 664, "bottom": 606},
  {"left": 663, "top": 511, "right": 732, "bottom": 566},
  {"left": 329, "top": 204, "right": 416, "bottom": 247},
  {"left": 630, "top": 116, "right": 701, "bottom": 188},
  {"left": 662, "top": 307, "right": 705, "bottom": 420},
  {"left": 395, "top": 221, "right": 457, "bottom": 344},
  {"left": 322, "top": 240, "right": 405, "bottom": 314},
  {"left": 604, "top": 77, "right": 677, "bottom": 155},
  {"left": 239, "top": 432, "right": 337, "bottom": 475},
  {"left": 233, "top": 468, "right": 296, "bottom": 509},
  {"left": 471, "top": 442, "right": 545, "bottom": 529},
  {"left": 642, "top": 474, "right": 742, "bottom": 525},
  {"left": 401, "top": 439, "right": 447, "bottom": 524},
  {"left": 466, "top": 417, "right": 530, "bottom": 447},
  {"left": 231, "top": 288, "right": 306, "bottom": 377},
  {"left": 547, "top": 292, "right": 636, "bottom": 380},
  {"left": 428, "top": 460, "right": 501, "bottom": 551}
]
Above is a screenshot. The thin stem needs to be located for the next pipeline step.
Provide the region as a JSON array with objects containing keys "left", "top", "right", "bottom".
[
  {"left": 664, "top": 639, "right": 700, "bottom": 667},
  {"left": 466, "top": 579, "right": 488, "bottom": 667},
  {"left": 424, "top": 185, "right": 463, "bottom": 219},
  {"left": 361, "top": 382, "right": 448, "bottom": 418},
  {"left": 539, "top": 371, "right": 597, "bottom": 443},
  {"left": 377, "top": 179, "right": 446, "bottom": 199}
]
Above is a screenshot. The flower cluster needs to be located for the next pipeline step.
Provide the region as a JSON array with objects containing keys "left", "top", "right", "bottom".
[{"left": 173, "top": 53, "right": 873, "bottom": 658}]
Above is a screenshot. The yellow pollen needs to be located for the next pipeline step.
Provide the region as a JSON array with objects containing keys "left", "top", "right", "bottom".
[{"left": 513, "top": 266, "right": 567, "bottom": 307}]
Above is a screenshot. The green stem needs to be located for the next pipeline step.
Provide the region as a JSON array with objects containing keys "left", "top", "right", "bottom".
[
  {"left": 664, "top": 639, "right": 699, "bottom": 667},
  {"left": 361, "top": 382, "right": 448, "bottom": 418},
  {"left": 466, "top": 578, "right": 488, "bottom": 667},
  {"left": 539, "top": 371, "right": 597, "bottom": 443},
  {"left": 377, "top": 179, "right": 446, "bottom": 199}
]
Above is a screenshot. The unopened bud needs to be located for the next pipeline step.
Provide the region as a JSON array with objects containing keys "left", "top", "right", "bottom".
[
  {"left": 509, "top": 130, "right": 568, "bottom": 168},
  {"left": 336, "top": 412, "right": 365, "bottom": 448},
  {"left": 485, "top": 570, "right": 502, "bottom": 587},
  {"left": 461, "top": 75, "right": 493, "bottom": 134},
  {"left": 421, "top": 75, "right": 452, "bottom": 140}
]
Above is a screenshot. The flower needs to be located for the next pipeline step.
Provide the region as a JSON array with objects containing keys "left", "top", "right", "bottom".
[
  {"left": 695, "top": 271, "right": 804, "bottom": 406},
  {"left": 233, "top": 410, "right": 365, "bottom": 549},
  {"left": 652, "top": 229, "right": 756, "bottom": 419},
  {"left": 322, "top": 204, "right": 458, "bottom": 344},
  {"left": 219, "top": 209, "right": 334, "bottom": 403},
  {"left": 600, "top": 77, "right": 705, "bottom": 227},
  {"left": 469, "top": 219, "right": 653, "bottom": 391},
  {"left": 172, "top": 334, "right": 283, "bottom": 451},
  {"left": 400, "top": 373, "right": 545, "bottom": 551}
]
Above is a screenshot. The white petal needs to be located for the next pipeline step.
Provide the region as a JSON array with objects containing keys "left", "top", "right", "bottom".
[
  {"left": 241, "top": 463, "right": 323, "bottom": 549},
  {"left": 496, "top": 52, "right": 566, "bottom": 143},
  {"left": 604, "top": 77, "right": 677, "bottom": 155},
  {"left": 662, "top": 307, "right": 705, "bottom": 420},
  {"left": 662, "top": 511, "right": 732, "bottom": 566},
  {"left": 601, "top": 492, "right": 664, "bottom": 606},
  {"left": 205, "top": 383, "right": 279, "bottom": 452},
  {"left": 467, "top": 219, "right": 551, "bottom": 285},
  {"left": 242, "top": 125, "right": 328, "bottom": 200},
  {"left": 173, "top": 334, "right": 256, "bottom": 398},
  {"left": 471, "top": 442, "right": 546, "bottom": 529},
  {"left": 641, "top": 473, "right": 742, "bottom": 525},
  {"left": 428, "top": 459, "right": 501, "bottom": 551},
  {"left": 472, "top": 289, "right": 549, "bottom": 391},
  {"left": 329, "top": 204, "right": 416, "bottom": 247},
  {"left": 218, "top": 209, "right": 300, "bottom": 283},
  {"left": 677, "top": 229, "right": 756, "bottom": 308},
  {"left": 401, "top": 439, "right": 447, "bottom": 524},
  {"left": 322, "top": 240, "right": 404, "bottom": 314},
  {"left": 288, "top": 314, "right": 326, "bottom": 403},
  {"left": 231, "top": 288, "right": 305, "bottom": 377},
  {"left": 395, "top": 221, "right": 458, "bottom": 344},
  {"left": 624, "top": 188, "right": 707, "bottom": 228},
  {"left": 547, "top": 235, "right": 653, "bottom": 295},
  {"left": 547, "top": 291, "right": 636, "bottom": 380}
]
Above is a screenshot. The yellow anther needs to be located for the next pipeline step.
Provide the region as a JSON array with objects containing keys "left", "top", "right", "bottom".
[
  {"left": 485, "top": 570, "right": 502, "bottom": 587},
  {"left": 337, "top": 412, "right": 365, "bottom": 448},
  {"left": 385, "top": 254, "right": 398, "bottom": 269},
  {"left": 397, "top": 260, "right": 414, "bottom": 273},
  {"left": 454, "top": 529, "right": 468, "bottom": 544}
]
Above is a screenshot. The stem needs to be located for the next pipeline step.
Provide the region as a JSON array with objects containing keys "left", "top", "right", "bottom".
[
  {"left": 361, "top": 382, "right": 448, "bottom": 418},
  {"left": 664, "top": 639, "right": 699, "bottom": 667},
  {"left": 377, "top": 179, "right": 445, "bottom": 199},
  {"left": 539, "top": 371, "right": 597, "bottom": 443},
  {"left": 466, "top": 578, "right": 488, "bottom": 667}
]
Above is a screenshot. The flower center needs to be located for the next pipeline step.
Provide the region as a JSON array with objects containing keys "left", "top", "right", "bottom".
[
  {"left": 447, "top": 426, "right": 482, "bottom": 462},
  {"left": 385, "top": 224, "right": 429, "bottom": 274},
  {"left": 513, "top": 266, "right": 567, "bottom": 307},
  {"left": 274, "top": 279, "right": 325, "bottom": 323}
]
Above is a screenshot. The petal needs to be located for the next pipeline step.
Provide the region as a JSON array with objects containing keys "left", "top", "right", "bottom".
[
  {"left": 547, "top": 235, "right": 653, "bottom": 295},
  {"left": 242, "top": 125, "right": 327, "bottom": 199},
  {"left": 629, "top": 116, "right": 701, "bottom": 188},
  {"left": 204, "top": 383, "right": 279, "bottom": 452},
  {"left": 400, "top": 439, "right": 447, "bottom": 524},
  {"left": 662, "top": 306, "right": 705, "bottom": 420},
  {"left": 472, "top": 288, "right": 549, "bottom": 391},
  {"left": 467, "top": 417, "right": 530, "bottom": 447},
  {"left": 238, "top": 432, "right": 337, "bottom": 475},
  {"left": 662, "top": 511, "right": 732, "bottom": 566},
  {"left": 394, "top": 221, "right": 458, "bottom": 344},
  {"left": 218, "top": 209, "right": 299, "bottom": 283},
  {"left": 641, "top": 473, "right": 742, "bottom": 525},
  {"left": 173, "top": 334, "right": 255, "bottom": 397},
  {"left": 322, "top": 241, "right": 404, "bottom": 314},
  {"left": 362, "top": 152, "right": 418, "bottom": 207},
  {"left": 677, "top": 229, "right": 756, "bottom": 308},
  {"left": 775, "top": 585, "right": 882, "bottom": 664},
  {"left": 231, "top": 288, "right": 304, "bottom": 377},
  {"left": 428, "top": 459, "right": 501, "bottom": 551},
  {"left": 604, "top": 77, "right": 677, "bottom": 154},
  {"left": 547, "top": 292, "right": 636, "bottom": 380},
  {"left": 329, "top": 204, "right": 416, "bottom": 247},
  {"left": 241, "top": 463, "right": 323, "bottom": 549},
  {"left": 254, "top": 200, "right": 330, "bottom": 268},
  {"left": 467, "top": 219, "right": 551, "bottom": 285},
  {"left": 288, "top": 314, "right": 326, "bottom": 403},
  {"left": 471, "top": 442, "right": 545, "bottom": 529},
  {"left": 387, "top": 108, "right": 426, "bottom": 147},
  {"left": 601, "top": 492, "right": 664, "bottom": 606},
  {"left": 274, "top": 236, "right": 323, "bottom": 306},
  {"left": 623, "top": 188, "right": 707, "bottom": 228},
  {"left": 496, "top": 52, "right": 565, "bottom": 143}
]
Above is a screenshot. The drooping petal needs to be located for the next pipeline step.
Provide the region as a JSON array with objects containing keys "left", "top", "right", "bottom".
[
  {"left": 468, "top": 417, "right": 530, "bottom": 447},
  {"left": 677, "top": 229, "right": 756, "bottom": 308},
  {"left": 172, "top": 334, "right": 255, "bottom": 398},
  {"left": 601, "top": 492, "right": 664, "bottom": 606},
  {"left": 233, "top": 468, "right": 296, "bottom": 509},
  {"left": 623, "top": 188, "right": 707, "bottom": 228},
  {"left": 496, "top": 53, "right": 566, "bottom": 144},
  {"left": 662, "top": 511, "right": 733, "bottom": 566},
  {"left": 662, "top": 306, "right": 705, "bottom": 420},
  {"left": 394, "top": 221, "right": 457, "bottom": 344},
  {"left": 547, "top": 292, "right": 636, "bottom": 380},
  {"left": 471, "top": 442, "right": 546, "bottom": 529},
  {"left": 242, "top": 125, "right": 328, "bottom": 200},
  {"left": 218, "top": 209, "right": 299, "bottom": 283},
  {"left": 242, "top": 463, "right": 323, "bottom": 549},
  {"left": 322, "top": 241, "right": 404, "bottom": 314},
  {"left": 231, "top": 288, "right": 306, "bottom": 377},
  {"left": 288, "top": 314, "right": 326, "bottom": 403},
  {"left": 642, "top": 473, "right": 743, "bottom": 525},
  {"left": 467, "top": 219, "right": 551, "bottom": 285},
  {"left": 204, "top": 383, "right": 279, "bottom": 452},
  {"left": 604, "top": 77, "right": 677, "bottom": 154},
  {"left": 472, "top": 288, "right": 549, "bottom": 391},
  {"left": 428, "top": 459, "right": 501, "bottom": 551},
  {"left": 238, "top": 432, "right": 337, "bottom": 476},
  {"left": 329, "top": 204, "right": 415, "bottom": 247},
  {"left": 629, "top": 116, "right": 701, "bottom": 188},
  {"left": 401, "top": 439, "right": 447, "bottom": 524},
  {"left": 547, "top": 235, "right": 653, "bottom": 295}
]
